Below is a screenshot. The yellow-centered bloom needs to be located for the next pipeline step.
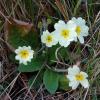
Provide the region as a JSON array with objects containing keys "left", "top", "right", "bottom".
[
  {"left": 46, "top": 35, "right": 53, "bottom": 43},
  {"left": 71, "top": 17, "right": 89, "bottom": 43},
  {"left": 75, "top": 26, "right": 81, "bottom": 35},
  {"left": 41, "top": 30, "right": 58, "bottom": 47},
  {"left": 19, "top": 50, "right": 29, "bottom": 59},
  {"left": 54, "top": 20, "right": 77, "bottom": 47},
  {"left": 15, "top": 46, "right": 34, "bottom": 65},
  {"left": 75, "top": 73, "right": 84, "bottom": 81},
  {"left": 61, "top": 29, "right": 69, "bottom": 39},
  {"left": 67, "top": 65, "right": 89, "bottom": 89}
]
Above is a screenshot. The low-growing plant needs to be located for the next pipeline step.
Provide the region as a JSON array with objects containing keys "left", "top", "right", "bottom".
[{"left": 6, "top": 16, "right": 91, "bottom": 94}]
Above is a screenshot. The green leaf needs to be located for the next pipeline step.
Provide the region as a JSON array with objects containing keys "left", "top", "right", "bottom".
[
  {"left": 59, "top": 74, "right": 69, "bottom": 91},
  {"left": 43, "top": 69, "right": 59, "bottom": 94},
  {"left": 18, "top": 58, "right": 43, "bottom": 72},
  {"left": 6, "top": 19, "right": 38, "bottom": 49}
]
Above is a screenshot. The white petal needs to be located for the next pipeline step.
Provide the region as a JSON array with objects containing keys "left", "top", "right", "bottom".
[
  {"left": 15, "top": 55, "right": 20, "bottom": 60},
  {"left": 43, "top": 30, "right": 49, "bottom": 34},
  {"left": 59, "top": 40, "right": 70, "bottom": 47},
  {"left": 23, "top": 61, "right": 27, "bottom": 65},
  {"left": 68, "top": 65, "right": 80, "bottom": 75},
  {"left": 46, "top": 43, "right": 52, "bottom": 47},
  {"left": 41, "top": 35, "right": 46, "bottom": 43},
  {"left": 80, "top": 79, "right": 89, "bottom": 88},
  {"left": 74, "top": 37, "right": 78, "bottom": 42},
  {"left": 27, "top": 46, "right": 31, "bottom": 50},
  {"left": 51, "top": 32, "right": 59, "bottom": 45},
  {"left": 63, "top": 42, "right": 70, "bottom": 47},
  {"left": 23, "top": 46, "right": 27, "bottom": 49},
  {"left": 69, "top": 81, "right": 79, "bottom": 89},
  {"left": 69, "top": 31, "right": 77, "bottom": 40},
  {"left": 81, "top": 25, "right": 89, "bottom": 36},
  {"left": 78, "top": 36, "right": 84, "bottom": 44},
  {"left": 15, "top": 46, "right": 22, "bottom": 53},
  {"left": 77, "top": 17, "right": 86, "bottom": 24},
  {"left": 29, "top": 54, "right": 33, "bottom": 59},
  {"left": 71, "top": 17, "right": 76, "bottom": 22},
  {"left": 58, "top": 20, "right": 65, "bottom": 24},
  {"left": 67, "top": 75, "right": 75, "bottom": 81},
  {"left": 54, "top": 23, "right": 67, "bottom": 33},
  {"left": 73, "top": 65, "right": 80, "bottom": 71},
  {"left": 68, "top": 67, "right": 74, "bottom": 75},
  {"left": 67, "top": 20, "right": 76, "bottom": 30},
  {"left": 80, "top": 71, "right": 88, "bottom": 78},
  {"left": 54, "top": 20, "right": 65, "bottom": 30}
]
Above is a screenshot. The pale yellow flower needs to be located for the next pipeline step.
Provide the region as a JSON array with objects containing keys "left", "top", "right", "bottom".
[
  {"left": 41, "top": 30, "right": 58, "bottom": 47},
  {"left": 15, "top": 46, "right": 34, "bottom": 65},
  {"left": 71, "top": 17, "right": 89, "bottom": 43},
  {"left": 54, "top": 20, "right": 77, "bottom": 47},
  {"left": 67, "top": 65, "right": 89, "bottom": 89}
]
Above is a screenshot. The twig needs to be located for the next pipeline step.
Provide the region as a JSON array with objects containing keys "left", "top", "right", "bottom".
[
  {"left": 0, "top": 73, "right": 20, "bottom": 97},
  {"left": 19, "top": 75, "right": 33, "bottom": 98},
  {"left": 83, "top": 88, "right": 89, "bottom": 100},
  {"left": 33, "top": 84, "right": 43, "bottom": 100},
  {"left": 24, "top": 64, "right": 45, "bottom": 100},
  {"left": 0, "top": 10, "right": 11, "bottom": 24}
]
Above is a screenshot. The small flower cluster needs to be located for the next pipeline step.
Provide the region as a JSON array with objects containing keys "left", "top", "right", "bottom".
[
  {"left": 14, "top": 17, "right": 89, "bottom": 90},
  {"left": 41, "top": 17, "right": 89, "bottom": 47}
]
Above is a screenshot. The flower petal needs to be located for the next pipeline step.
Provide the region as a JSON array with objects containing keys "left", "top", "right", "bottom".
[
  {"left": 80, "top": 71, "right": 88, "bottom": 78},
  {"left": 69, "top": 81, "right": 79, "bottom": 89},
  {"left": 80, "top": 79, "right": 89, "bottom": 88},
  {"left": 78, "top": 36, "right": 84, "bottom": 43},
  {"left": 68, "top": 65, "right": 80, "bottom": 75},
  {"left": 67, "top": 75, "right": 75, "bottom": 81}
]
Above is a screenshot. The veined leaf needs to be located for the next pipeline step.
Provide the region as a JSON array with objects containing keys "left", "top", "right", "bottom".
[
  {"left": 5, "top": 18, "right": 38, "bottom": 49},
  {"left": 43, "top": 69, "right": 59, "bottom": 94}
]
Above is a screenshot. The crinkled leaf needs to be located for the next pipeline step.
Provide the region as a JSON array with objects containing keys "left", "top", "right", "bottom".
[
  {"left": 43, "top": 69, "right": 59, "bottom": 94},
  {"left": 5, "top": 18, "right": 38, "bottom": 49}
]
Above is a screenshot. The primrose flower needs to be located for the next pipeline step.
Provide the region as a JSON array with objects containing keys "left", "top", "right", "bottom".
[
  {"left": 67, "top": 65, "right": 89, "bottom": 89},
  {"left": 41, "top": 30, "right": 58, "bottom": 47},
  {"left": 54, "top": 20, "right": 77, "bottom": 47},
  {"left": 71, "top": 17, "right": 89, "bottom": 43},
  {"left": 15, "top": 46, "right": 34, "bottom": 65}
]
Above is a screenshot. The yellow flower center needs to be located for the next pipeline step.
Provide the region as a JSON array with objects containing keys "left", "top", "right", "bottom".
[
  {"left": 46, "top": 35, "right": 52, "bottom": 43},
  {"left": 75, "top": 73, "right": 84, "bottom": 81},
  {"left": 19, "top": 50, "right": 29, "bottom": 59},
  {"left": 61, "top": 29, "right": 69, "bottom": 39},
  {"left": 76, "top": 26, "right": 81, "bottom": 35}
]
